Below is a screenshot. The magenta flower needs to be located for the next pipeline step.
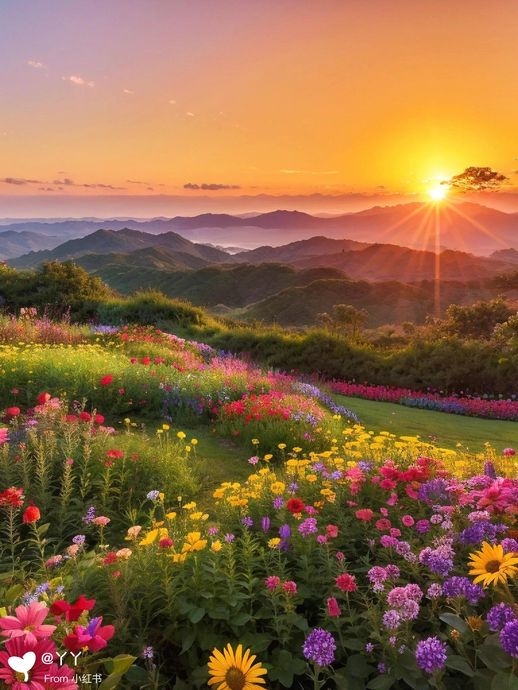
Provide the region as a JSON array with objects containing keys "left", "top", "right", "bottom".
[
  {"left": 0, "top": 601, "right": 55, "bottom": 646},
  {"left": 0, "top": 637, "right": 77, "bottom": 689}
]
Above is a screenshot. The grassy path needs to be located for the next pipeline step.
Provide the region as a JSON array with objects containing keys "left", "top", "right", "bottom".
[{"left": 335, "top": 395, "right": 518, "bottom": 452}]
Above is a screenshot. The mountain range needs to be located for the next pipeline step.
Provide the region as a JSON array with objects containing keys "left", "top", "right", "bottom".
[{"left": 2, "top": 201, "right": 517, "bottom": 257}]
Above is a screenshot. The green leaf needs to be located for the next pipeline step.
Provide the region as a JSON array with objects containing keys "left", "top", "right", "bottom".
[
  {"left": 343, "top": 638, "right": 365, "bottom": 651},
  {"left": 477, "top": 642, "right": 512, "bottom": 672},
  {"left": 491, "top": 673, "right": 518, "bottom": 690},
  {"left": 439, "top": 613, "right": 468, "bottom": 634},
  {"left": 109, "top": 655, "right": 136, "bottom": 676},
  {"left": 346, "top": 654, "right": 374, "bottom": 679},
  {"left": 366, "top": 674, "right": 397, "bottom": 690},
  {"left": 188, "top": 606, "right": 206, "bottom": 624},
  {"left": 445, "top": 655, "right": 474, "bottom": 677}
]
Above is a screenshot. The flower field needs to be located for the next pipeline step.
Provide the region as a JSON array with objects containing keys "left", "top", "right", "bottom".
[{"left": 0, "top": 320, "right": 517, "bottom": 689}]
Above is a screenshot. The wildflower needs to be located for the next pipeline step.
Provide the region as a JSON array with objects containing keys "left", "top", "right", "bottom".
[
  {"left": 261, "top": 517, "right": 271, "bottom": 532},
  {"left": 287, "top": 497, "right": 305, "bottom": 514},
  {"left": 83, "top": 505, "right": 96, "bottom": 523},
  {"left": 336, "top": 573, "right": 357, "bottom": 592},
  {"left": 126, "top": 525, "right": 142, "bottom": 540},
  {"left": 5, "top": 406, "right": 20, "bottom": 417},
  {"left": 0, "top": 487, "right": 24, "bottom": 507},
  {"left": 248, "top": 456, "right": 259, "bottom": 465},
  {"left": 326, "top": 524, "right": 338, "bottom": 538},
  {"left": 22, "top": 504, "right": 41, "bottom": 524},
  {"left": 327, "top": 597, "right": 341, "bottom": 617},
  {"left": 298, "top": 518, "right": 318, "bottom": 536},
  {"left": 211, "top": 540, "right": 222, "bottom": 552},
  {"left": 355, "top": 508, "right": 374, "bottom": 521},
  {"left": 208, "top": 643, "right": 267, "bottom": 690},
  {"left": 279, "top": 524, "right": 291, "bottom": 538},
  {"left": 116, "top": 547, "right": 133, "bottom": 559},
  {"left": 268, "top": 538, "right": 281, "bottom": 549},
  {"left": 383, "top": 610, "right": 401, "bottom": 630},
  {"left": 302, "top": 628, "right": 336, "bottom": 667},
  {"left": 242, "top": 516, "right": 254, "bottom": 528},
  {"left": 0, "top": 638, "right": 76, "bottom": 689},
  {"left": 182, "top": 532, "right": 207, "bottom": 553},
  {"left": 265, "top": 576, "right": 281, "bottom": 590},
  {"left": 272, "top": 496, "right": 284, "bottom": 510},
  {"left": 224, "top": 533, "right": 235, "bottom": 543},
  {"left": 92, "top": 516, "right": 110, "bottom": 527},
  {"left": 503, "top": 448, "right": 516, "bottom": 456},
  {"left": 415, "top": 636, "right": 448, "bottom": 674},
  {"left": 282, "top": 581, "right": 297, "bottom": 595},
  {"left": 0, "top": 601, "right": 56, "bottom": 645},
  {"left": 36, "top": 392, "right": 51, "bottom": 405},
  {"left": 50, "top": 595, "right": 95, "bottom": 622},
  {"left": 140, "top": 527, "right": 169, "bottom": 546},
  {"left": 468, "top": 541, "right": 518, "bottom": 587},
  {"left": 64, "top": 616, "right": 115, "bottom": 653},
  {"left": 146, "top": 490, "right": 160, "bottom": 501},
  {"left": 500, "top": 619, "right": 518, "bottom": 658},
  {"left": 486, "top": 603, "right": 517, "bottom": 632},
  {"left": 426, "top": 583, "right": 443, "bottom": 599},
  {"left": 142, "top": 646, "right": 154, "bottom": 660},
  {"left": 99, "top": 374, "right": 113, "bottom": 386}
]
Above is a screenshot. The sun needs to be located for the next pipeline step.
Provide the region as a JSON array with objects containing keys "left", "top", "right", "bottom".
[{"left": 428, "top": 185, "right": 447, "bottom": 201}]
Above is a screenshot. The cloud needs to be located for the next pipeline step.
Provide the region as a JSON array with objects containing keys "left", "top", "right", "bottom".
[
  {"left": 126, "top": 179, "right": 153, "bottom": 186},
  {"left": 123, "top": 89, "right": 134, "bottom": 95},
  {"left": 62, "top": 75, "right": 95, "bottom": 87},
  {"left": 3, "top": 177, "right": 43, "bottom": 185},
  {"left": 168, "top": 99, "right": 176, "bottom": 105},
  {"left": 280, "top": 169, "right": 340, "bottom": 175},
  {"left": 184, "top": 182, "right": 241, "bottom": 191},
  {"left": 185, "top": 111, "right": 195, "bottom": 117},
  {"left": 27, "top": 60, "right": 46, "bottom": 70}
]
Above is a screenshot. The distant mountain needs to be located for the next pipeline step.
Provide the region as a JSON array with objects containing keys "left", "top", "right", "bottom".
[
  {"left": 0, "top": 230, "right": 59, "bottom": 260},
  {"left": 291, "top": 244, "right": 514, "bottom": 282},
  {"left": 9, "top": 228, "right": 232, "bottom": 268},
  {"left": 491, "top": 248, "right": 518, "bottom": 265},
  {"left": 232, "top": 236, "right": 368, "bottom": 263},
  {"left": 2, "top": 201, "right": 517, "bottom": 254}
]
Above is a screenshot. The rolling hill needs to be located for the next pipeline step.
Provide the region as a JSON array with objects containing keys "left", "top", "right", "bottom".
[{"left": 0, "top": 230, "right": 60, "bottom": 260}]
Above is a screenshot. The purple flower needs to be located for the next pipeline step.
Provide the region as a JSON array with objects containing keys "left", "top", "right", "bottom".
[
  {"left": 241, "top": 516, "right": 254, "bottom": 528},
  {"left": 415, "top": 636, "right": 447, "bottom": 673},
  {"left": 207, "top": 526, "right": 219, "bottom": 536},
  {"left": 279, "top": 524, "right": 291, "bottom": 539},
  {"left": 487, "top": 603, "right": 517, "bottom": 632},
  {"left": 383, "top": 610, "right": 401, "bottom": 630},
  {"left": 82, "top": 505, "right": 96, "bottom": 524},
  {"left": 415, "top": 519, "right": 431, "bottom": 534},
  {"left": 442, "top": 577, "right": 484, "bottom": 605},
  {"left": 146, "top": 490, "right": 160, "bottom": 501},
  {"left": 142, "top": 646, "right": 154, "bottom": 660},
  {"left": 418, "top": 479, "right": 450, "bottom": 505},
  {"left": 500, "top": 619, "right": 518, "bottom": 658},
  {"left": 72, "top": 534, "right": 86, "bottom": 545},
  {"left": 273, "top": 496, "right": 284, "bottom": 510},
  {"left": 261, "top": 516, "right": 271, "bottom": 532},
  {"left": 365, "top": 642, "right": 374, "bottom": 653},
  {"left": 224, "top": 533, "right": 235, "bottom": 543},
  {"left": 483, "top": 461, "right": 497, "bottom": 479},
  {"left": 298, "top": 517, "right": 318, "bottom": 536},
  {"left": 303, "top": 628, "right": 336, "bottom": 667},
  {"left": 288, "top": 482, "right": 299, "bottom": 493},
  {"left": 501, "top": 538, "right": 518, "bottom": 553},
  {"left": 426, "top": 583, "right": 443, "bottom": 599}
]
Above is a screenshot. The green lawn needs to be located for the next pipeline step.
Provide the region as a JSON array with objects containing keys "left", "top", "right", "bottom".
[{"left": 335, "top": 395, "right": 518, "bottom": 453}]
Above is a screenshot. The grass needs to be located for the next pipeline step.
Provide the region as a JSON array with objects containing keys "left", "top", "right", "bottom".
[{"left": 335, "top": 394, "right": 518, "bottom": 452}]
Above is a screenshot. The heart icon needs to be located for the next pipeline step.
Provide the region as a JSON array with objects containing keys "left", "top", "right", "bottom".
[{"left": 7, "top": 651, "right": 36, "bottom": 681}]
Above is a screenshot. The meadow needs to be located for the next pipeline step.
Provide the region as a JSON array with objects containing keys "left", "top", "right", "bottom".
[{"left": 0, "top": 312, "right": 517, "bottom": 689}]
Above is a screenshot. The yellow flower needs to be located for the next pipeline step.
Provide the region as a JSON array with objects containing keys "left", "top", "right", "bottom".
[
  {"left": 177, "top": 431, "right": 186, "bottom": 439},
  {"left": 208, "top": 643, "right": 267, "bottom": 690},
  {"left": 182, "top": 531, "right": 207, "bottom": 553},
  {"left": 172, "top": 552, "right": 186, "bottom": 564},
  {"left": 270, "top": 481, "right": 285, "bottom": 495},
  {"left": 183, "top": 501, "right": 197, "bottom": 510},
  {"left": 251, "top": 438, "right": 259, "bottom": 445},
  {"left": 190, "top": 511, "right": 209, "bottom": 521},
  {"left": 162, "top": 423, "right": 170, "bottom": 430},
  {"left": 468, "top": 541, "right": 518, "bottom": 587},
  {"left": 191, "top": 438, "right": 198, "bottom": 445},
  {"left": 165, "top": 511, "right": 177, "bottom": 520},
  {"left": 211, "top": 540, "right": 222, "bottom": 552},
  {"left": 278, "top": 443, "right": 286, "bottom": 450},
  {"left": 268, "top": 538, "right": 281, "bottom": 549},
  {"left": 139, "top": 527, "right": 169, "bottom": 546}
]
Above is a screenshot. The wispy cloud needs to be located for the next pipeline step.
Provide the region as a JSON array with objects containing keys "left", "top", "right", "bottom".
[
  {"left": 280, "top": 169, "right": 340, "bottom": 175},
  {"left": 2, "top": 176, "right": 125, "bottom": 190},
  {"left": 123, "top": 89, "right": 134, "bottom": 95},
  {"left": 62, "top": 75, "right": 95, "bottom": 87},
  {"left": 186, "top": 111, "right": 195, "bottom": 117},
  {"left": 184, "top": 182, "right": 241, "bottom": 191},
  {"left": 27, "top": 60, "right": 46, "bottom": 70}
]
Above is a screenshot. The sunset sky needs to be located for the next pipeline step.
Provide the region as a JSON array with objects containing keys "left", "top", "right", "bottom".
[{"left": 1, "top": 0, "right": 518, "bottom": 216}]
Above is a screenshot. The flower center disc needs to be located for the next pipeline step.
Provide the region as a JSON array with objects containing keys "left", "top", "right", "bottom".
[
  {"left": 485, "top": 559, "right": 502, "bottom": 573},
  {"left": 225, "top": 667, "right": 246, "bottom": 690}
]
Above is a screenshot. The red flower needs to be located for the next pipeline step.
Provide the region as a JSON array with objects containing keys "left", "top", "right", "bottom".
[
  {"left": 99, "top": 374, "right": 113, "bottom": 386},
  {"left": 37, "top": 392, "right": 51, "bottom": 405},
  {"left": 355, "top": 508, "right": 374, "bottom": 522},
  {"left": 141, "top": 357, "right": 151, "bottom": 365},
  {"left": 159, "top": 537, "right": 174, "bottom": 549},
  {"left": 103, "top": 552, "right": 118, "bottom": 566},
  {"left": 64, "top": 617, "right": 115, "bottom": 654},
  {"left": 23, "top": 504, "right": 41, "bottom": 524},
  {"left": 327, "top": 596, "right": 341, "bottom": 617},
  {"left": 287, "top": 498, "right": 305, "bottom": 514},
  {"left": 79, "top": 411, "right": 92, "bottom": 422},
  {"left": 106, "top": 449, "right": 124, "bottom": 459},
  {"left": 5, "top": 407, "right": 20, "bottom": 418},
  {"left": 336, "top": 573, "right": 358, "bottom": 592},
  {"left": 94, "top": 414, "right": 105, "bottom": 425},
  {"left": 0, "top": 487, "right": 24, "bottom": 507},
  {"left": 50, "top": 595, "right": 95, "bottom": 622}
]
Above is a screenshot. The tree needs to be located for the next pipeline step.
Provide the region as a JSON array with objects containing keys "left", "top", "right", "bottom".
[
  {"left": 445, "top": 298, "right": 514, "bottom": 339},
  {"left": 443, "top": 166, "right": 509, "bottom": 192},
  {"left": 331, "top": 304, "right": 368, "bottom": 340}
]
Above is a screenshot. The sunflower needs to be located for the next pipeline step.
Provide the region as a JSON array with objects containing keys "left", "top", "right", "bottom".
[
  {"left": 208, "top": 643, "right": 267, "bottom": 690},
  {"left": 468, "top": 541, "right": 518, "bottom": 587}
]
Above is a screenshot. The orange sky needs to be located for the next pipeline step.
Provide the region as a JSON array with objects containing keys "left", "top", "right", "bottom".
[{"left": 1, "top": 0, "right": 517, "bottom": 214}]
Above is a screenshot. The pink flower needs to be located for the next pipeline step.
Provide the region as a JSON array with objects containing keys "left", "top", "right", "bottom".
[
  {"left": 326, "top": 524, "right": 339, "bottom": 538},
  {"left": 355, "top": 509, "right": 374, "bottom": 522},
  {"left": 265, "top": 576, "right": 281, "bottom": 590},
  {"left": 92, "top": 516, "right": 110, "bottom": 527},
  {"left": 375, "top": 518, "right": 392, "bottom": 532},
  {"left": 335, "top": 551, "right": 345, "bottom": 562},
  {"left": 503, "top": 448, "right": 515, "bottom": 456},
  {"left": 64, "top": 616, "right": 115, "bottom": 653},
  {"left": 0, "top": 637, "right": 77, "bottom": 689},
  {"left": 282, "top": 581, "right": 297, "bottom": 596},
  {"left": 327, "top": 597, "right": 341, "bottom": 617},
  {"left": 402, "top": 515, "right": 414, "bottom": 527},
  {"left": 0, "top": 601, "right": 56, "bottom": 646}
]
